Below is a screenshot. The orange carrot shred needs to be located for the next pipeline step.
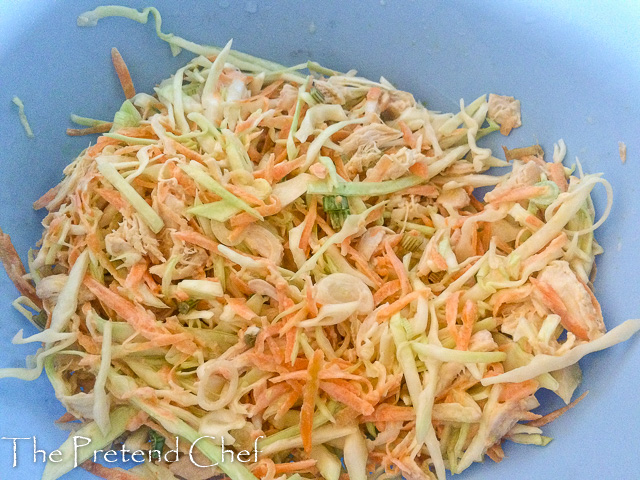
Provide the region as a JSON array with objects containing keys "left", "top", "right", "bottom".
[
  {"left": 457, "top": 299, "right": 477, "bottom": 351},
  {"left": 319, "top": 380, "right": 374, "bottom": 416},
  {"left": 67, "top": 123, "right": 113, "bottom": 136},
  {"left": 486, "top": 443, "right": 505, "bottom": 463},
  {"left": 384, "top": 240, "right": 411, "bottom": 296},
  {"left": 499, "top": 379, "right": 539, "bottom": 403},
  {"left": 373, "top": 279, "right": 402, "bottom": 306},
  {"left": 445, "top": 291, "right": 463, "bottom": 347},
  {"left": 88, "top": 136, "right": 121, "bottom": 157},
  {"left": 527, "top": 390, "right": 589, "bottom": 427},
  {"left": 111, "top": 47, "right": 136, "bottom": 99},
  {"left": 0, "top": 228, "right": 41, "bottom": 308},
  {"left": 376, "top": 290, "right": 425, "bottom": 321},
  {"left": 124, "top": 261, "right": 147, "bottom": 289},
  {"left": 301, "top": 349, "right": 324, "bottom": 453},
  {"left": 299, "top": 196, "right": 317, "bottom": 254}
]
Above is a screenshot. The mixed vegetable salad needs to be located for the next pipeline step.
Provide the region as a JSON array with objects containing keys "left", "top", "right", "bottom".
[{"left": 1, "top": 6, "right": 639, "bottom": 480}]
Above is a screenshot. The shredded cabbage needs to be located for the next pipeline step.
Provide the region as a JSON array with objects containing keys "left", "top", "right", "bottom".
[
  {"left": 12, "top": 96, "right": 34, "bottom": 138},
  {"left": 484, "top": 319, "right": 640, "bottom": 386},
  {"left": 0, "top": 13, "right": 637, "bottom": 480}
]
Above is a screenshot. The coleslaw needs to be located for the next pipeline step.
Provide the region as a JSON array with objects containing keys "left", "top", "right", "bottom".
[{"left": 0, "top": 6, "right": 639, "bottom": 480}]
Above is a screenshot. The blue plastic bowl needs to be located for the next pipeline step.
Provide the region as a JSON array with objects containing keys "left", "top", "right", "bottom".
[{"left": 1, "top": 1, "right": 639, "bottom": 479}]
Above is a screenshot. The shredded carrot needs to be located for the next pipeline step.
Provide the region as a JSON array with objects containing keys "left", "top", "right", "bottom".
[
  {"left": 113, "top": 144, "right": 146, "bottom": 155},
  {"left": 531, "top": 278, "right": 590, "bottom": 341},
  {"left": 240, "top": 79, "right": 284, "bottom": 104},
  {"left": 301, "top": 349, "right": 324, "bottom": 453},
  {"left": 522, "top": 233, "right": 567, "bottom": 271},
  {"left": 408, "top": 160, "right": 429, "bottom": 179},
  {"left": 429, "top": 247, "right": 449, "bottom": 271},
  {"left": 111, "top": 47, "right": 136, "bottom": 99},
  {"left": 487, "top": 185, "right": 548, "bottom": 204},
  {"left": 284, "top": 327, "right": 297, "bottom": 362},
  {"left": 299, "top": 196, "right": 317, "bottom": 254},
  {"left": 362, "top": 404, "right": 416, "bottom": 423},
  {"left": 446, "top": 291, "right": 463, "bottom": 347},
  {"left": 486, "top": 443, "right": 505, "bottom": 463},
  {"left": 252, "top": 383, "right": 290, "bottom": 414},
  {"left": 367, "top": 86, "right": 382, "bottom": 102},
  {"left": 255, "top": 156, "right": 304, "bottom": 183},
  {"left": 275, "top": 387, "right": 301, "bottom": 421},
  {"left": 229, "top": 273, "right": 254, "bottom": 297},
  {"left": 55, "top": 412, "right": 77, "bottom": 423},
  {"left": 344, "top": 245, "right": 384, "bottom": 288},
  {"left": 527, "top": 391, "right": 588, "bottom": 427},
  {"left": 67, "top": 123, "right": 113, "bottom": 136},
  {"left": 478, "top": 222, "right": 492, "bottom": 254},
  {"left": 457, "top": 299, "right": 477, "bottom": 351},
  {"left": 142, "top": 271, "right": 161, "bottom": 294},
  {"left": 373, "top": 279, "right": 402, "bottom": 306},
  {"left": 398, "top": 120, "right": 416, "bottom": 149},
  {"left": 229, "top": 195, "right": 282, "bottom": 228},
  {"left": 319, "top": 380, "right": 374, "bottom": 416},
  {"left": 384, "top": 240, "right": 411, "bottom": 296},
  {"left": 401, "top": 184, "right": 438, "bottom": 197},
  {"left": 87, "top": 136, "right": 121, "bottom": 157},
  {"left": 376, "top": 290, "right": 426, "bottom": 321},
  {"left": 499, "top": 379, "right": 539, "bottom": 403},
  {"left": 33, "top": 183, "right": 62, "bottom": 210},
  {"left": 96, "top": 188, "right": 129, "bottom": 213},
  {"left": 225, "top": 184, "right": 266, "bottom": 207},
  {"left": 0, "top": 228, "right": 41, "bottom": 307},
  {"left": 115, "top": 125, "right": 156, "bottom": 139},
  {"left": 124, "top": 261, "right": 147, "bottom": 289},
  {"left": 331, "top": 153, "right": 350, "bottom": 180},
  {"left": 469, "top": 192, "right": 484, "bottom": 212},
  {"left": 254, "top": 153, "right": 275, "bottom": 183},
  {"left": 305, "top": 276, "right": 318, "bottom": 317},
  {"left": 84, "top": 276, "right": 157, "bottom": 330},
  {"left": 227, "top": 297, "right": 256, "bottom": 320},
  {"left": 173, "top": 230, "right": 220, "bottom": 253},
  {"left": 164, "top": 137, "right": 204, "bottom": 162},
  {"left": 547, "top": 162, "right": 568, "bottom": 192}
]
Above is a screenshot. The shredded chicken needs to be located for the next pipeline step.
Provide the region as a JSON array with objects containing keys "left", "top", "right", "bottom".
[{"left": 488, "top": 93, "right": 522, "bottom": 135}]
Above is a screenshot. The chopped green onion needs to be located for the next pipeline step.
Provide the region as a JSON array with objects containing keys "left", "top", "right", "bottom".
[
  {"left": 401, "top": 230, "right": 424, "bottom": 252},
  {"left": 177, "top": 299, "right": 199, "bottom": 314},
  {"left": 310, "top": 87, "right": 325, "bottom": 104},
  {"left": 148, "top": 430, "right": 165, "bottom": 460},
  {"left": 323, "top": 195, "right": 350, "bottom": 230}
]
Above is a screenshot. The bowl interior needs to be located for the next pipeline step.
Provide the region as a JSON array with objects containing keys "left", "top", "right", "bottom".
[{"left": 0, "top": 1, "right": 639, "bottom": 479}]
